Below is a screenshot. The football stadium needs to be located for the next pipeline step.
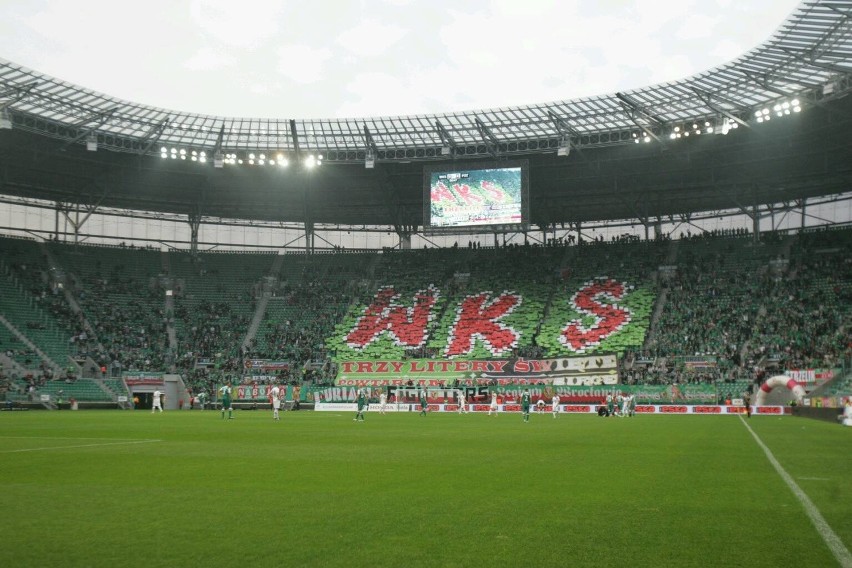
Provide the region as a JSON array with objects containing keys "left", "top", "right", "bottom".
[{"left": 0, "top": 1, "right": 851, "bottom": 566}]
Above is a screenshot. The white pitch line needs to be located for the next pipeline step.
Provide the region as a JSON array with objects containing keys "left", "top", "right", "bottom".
[
  {"left": 0, "top": 436, "right": 151, "bottom": 441},
  {"left": 740, "top": 416, "right": 852, "bottom": 567},
  {"left": 1, "top": 439, "right": 162, "bottom": 453}
]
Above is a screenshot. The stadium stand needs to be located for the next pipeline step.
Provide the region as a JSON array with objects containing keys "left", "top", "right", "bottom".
[{"left": 1, "top": 226, "right": 849, "bottom": 403}]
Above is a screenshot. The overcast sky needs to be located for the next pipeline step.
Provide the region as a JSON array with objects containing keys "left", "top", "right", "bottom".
[{"left": 0, "top": 0, "right": 801, "bottom": 119}]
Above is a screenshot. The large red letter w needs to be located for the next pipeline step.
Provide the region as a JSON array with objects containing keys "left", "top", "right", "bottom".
[
  {"left": 445, "top": 292, "right": 521, "bottom": 357},
  {"left": 345, "top": 286, "right": 438, "bottom": 349}
]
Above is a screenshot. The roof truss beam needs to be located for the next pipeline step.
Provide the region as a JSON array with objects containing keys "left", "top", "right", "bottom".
[
  {"left": 474, "top": 117, "right": 500, "bottom": 158},
  {"left": 137, "top": 117, "right": 171, "bottom": 156},
  {"left": 60, "top": 107, "right": 118, "bottom": 151},
  {"left": 434, "top": 119, "right": 457, "bottom": 150},
  {"left": 691, "top": 88, "right": 751, "bottom": 129}
]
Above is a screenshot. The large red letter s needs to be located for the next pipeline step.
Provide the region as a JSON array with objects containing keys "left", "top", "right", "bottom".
[{"left": 559, "top": 279, "right": 631, "bottom": 353}]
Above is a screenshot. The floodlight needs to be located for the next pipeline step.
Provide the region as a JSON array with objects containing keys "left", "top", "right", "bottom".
[
  {"left": 259, "top": 154, "right": 266, "bottom": 160},
  {"left": 674, "top": 126, "right": 680, "bottom": 132},
  {"left": 643, "top": 136, "right": 651, "bottom": 143},
  {"left": 793, "top": 105, "right": 801, "bottom": 113},
  {"left": 249, "top": 153, "right": 256, "bottom": 160},
  {"left": 259, "top": 159, "right": 265, "bottom": 165},
  {"left": 179, "top": 148, "right": 186, "bottom": 155},
  {"left": 305, "top": 154, "right": 316, "bottom": 169},
  {"left": 791, "top": 99, "right": 799, "bottom": 106},
  {"left": 279, "top": 158, "right": 289, "bottom": 167},
  {"left": 669, "top": 133, "right": 677, "bottom": 140},
  {"left": 213, "top": 151, "right": 223, "bottom": 168},
  {"left": 757, "top": 117, "right": 764, "bottom": 123},
  {"left": 160, "top": 146, "right": 167, "bottom": 153},
  {"left": 773, "top": 104, "right": 781, "bottom": 112},
  {"left": 199, "top": 155, "right": 206, "bottom": 163},
  {"left": 200, "top": 151, "right": 206, "bottom": 158}
]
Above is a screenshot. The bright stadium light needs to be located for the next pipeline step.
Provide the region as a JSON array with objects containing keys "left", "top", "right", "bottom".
[{"left": 305, "top": 154, "right": 316, "bottom": 169}]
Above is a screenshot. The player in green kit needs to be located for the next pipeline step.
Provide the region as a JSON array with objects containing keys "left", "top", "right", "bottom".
[
  {"left": 220, "top": 381, "right": 234, "bottom": 420},
  {"left": 354, "top": 389, "right": 366, "bottom": 422},
  {"left": 419, "top": 388, "right": 428, "bottom": 416},
  {"left": 521, "top": 389, "right": 531, "bottom": 422}
]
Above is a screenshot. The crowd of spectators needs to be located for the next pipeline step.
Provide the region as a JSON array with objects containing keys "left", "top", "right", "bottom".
[{"left": 1, "top": 227, "right": 848, "bottom": 396}]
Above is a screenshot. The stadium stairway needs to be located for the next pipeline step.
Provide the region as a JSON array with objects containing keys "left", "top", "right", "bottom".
[
  {"left": 243, "top": 253, "right": 285, "bottom": 351},
  {"left": 0, "top": 351, "right": 29, "bottom": 378},
  {"left": 0, "top": 314, "right": 64, "bottom": 377},
  {"left": 38, "top": 241, "right": 106, "bottom": 359}
]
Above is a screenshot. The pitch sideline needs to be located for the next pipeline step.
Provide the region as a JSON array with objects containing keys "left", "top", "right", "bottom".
[{"left": 739, "top": 415, "right": 852, "bottom": 567}]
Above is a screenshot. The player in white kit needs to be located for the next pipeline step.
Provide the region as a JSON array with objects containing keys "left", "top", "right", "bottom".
[
  {"left": 457, "top": 391, "right": 467, "bottom": 414},
  {"left": 488, "top": 392, "right": 499, "bottom": 416},
  {"left": 621, "top": 393, "right": 630, "bottom": 418},
  {"left": 379, "top": 391, "right": 387, "bottom": 414},
  {"left": 151, "top": 389, "right": 163, "bottom": 413},
  {"left": 270, "top": 384, "right": 281, "bottom": 421},
  {"left": 552, "top": 393, "right": 560, "bottom": 418}
]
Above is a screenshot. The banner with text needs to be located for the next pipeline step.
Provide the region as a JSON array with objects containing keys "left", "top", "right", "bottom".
[{"left": 336, "top": 355, "right": 618, "bottom": 386}]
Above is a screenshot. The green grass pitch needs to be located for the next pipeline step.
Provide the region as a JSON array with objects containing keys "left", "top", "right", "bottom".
[{"left": 1, "top": 410, "right": 849, "bottom": 567}]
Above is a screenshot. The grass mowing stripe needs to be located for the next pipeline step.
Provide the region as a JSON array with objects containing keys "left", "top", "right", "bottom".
[
  {"left": 1, "top": 439, "right": 162, "bottom": 453},
  {"left": 739, "top": 415, "right": 852, "bottom": 568}
]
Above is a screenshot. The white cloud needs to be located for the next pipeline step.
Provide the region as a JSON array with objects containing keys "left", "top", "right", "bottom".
[
  {"left": 0, "top": 0, "right": 805, "bottom": 118},
  {"left": 184, "top": 46, "right": 235, "bottom": 71},
  {"left": 337, "top": 19, "right": 408, "bottom": 58},
  {"left": 190, "top": 0, "right": 285, "bottom": 49},
  {"left": 275, "top": 45, "right": 333, "bottom": 85}
]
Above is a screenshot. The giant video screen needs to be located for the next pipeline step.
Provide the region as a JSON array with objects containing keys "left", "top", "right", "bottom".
[{"left": 423, "top": 160, "right": 529, "bottom": 233}]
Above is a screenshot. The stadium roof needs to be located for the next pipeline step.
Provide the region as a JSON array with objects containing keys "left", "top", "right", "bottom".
[
  {"left": 0, "top": 0, "right": 849, "bottom": 163},
  {"left": 0, "top": 0, "right": 850, "bottom": 230}
]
